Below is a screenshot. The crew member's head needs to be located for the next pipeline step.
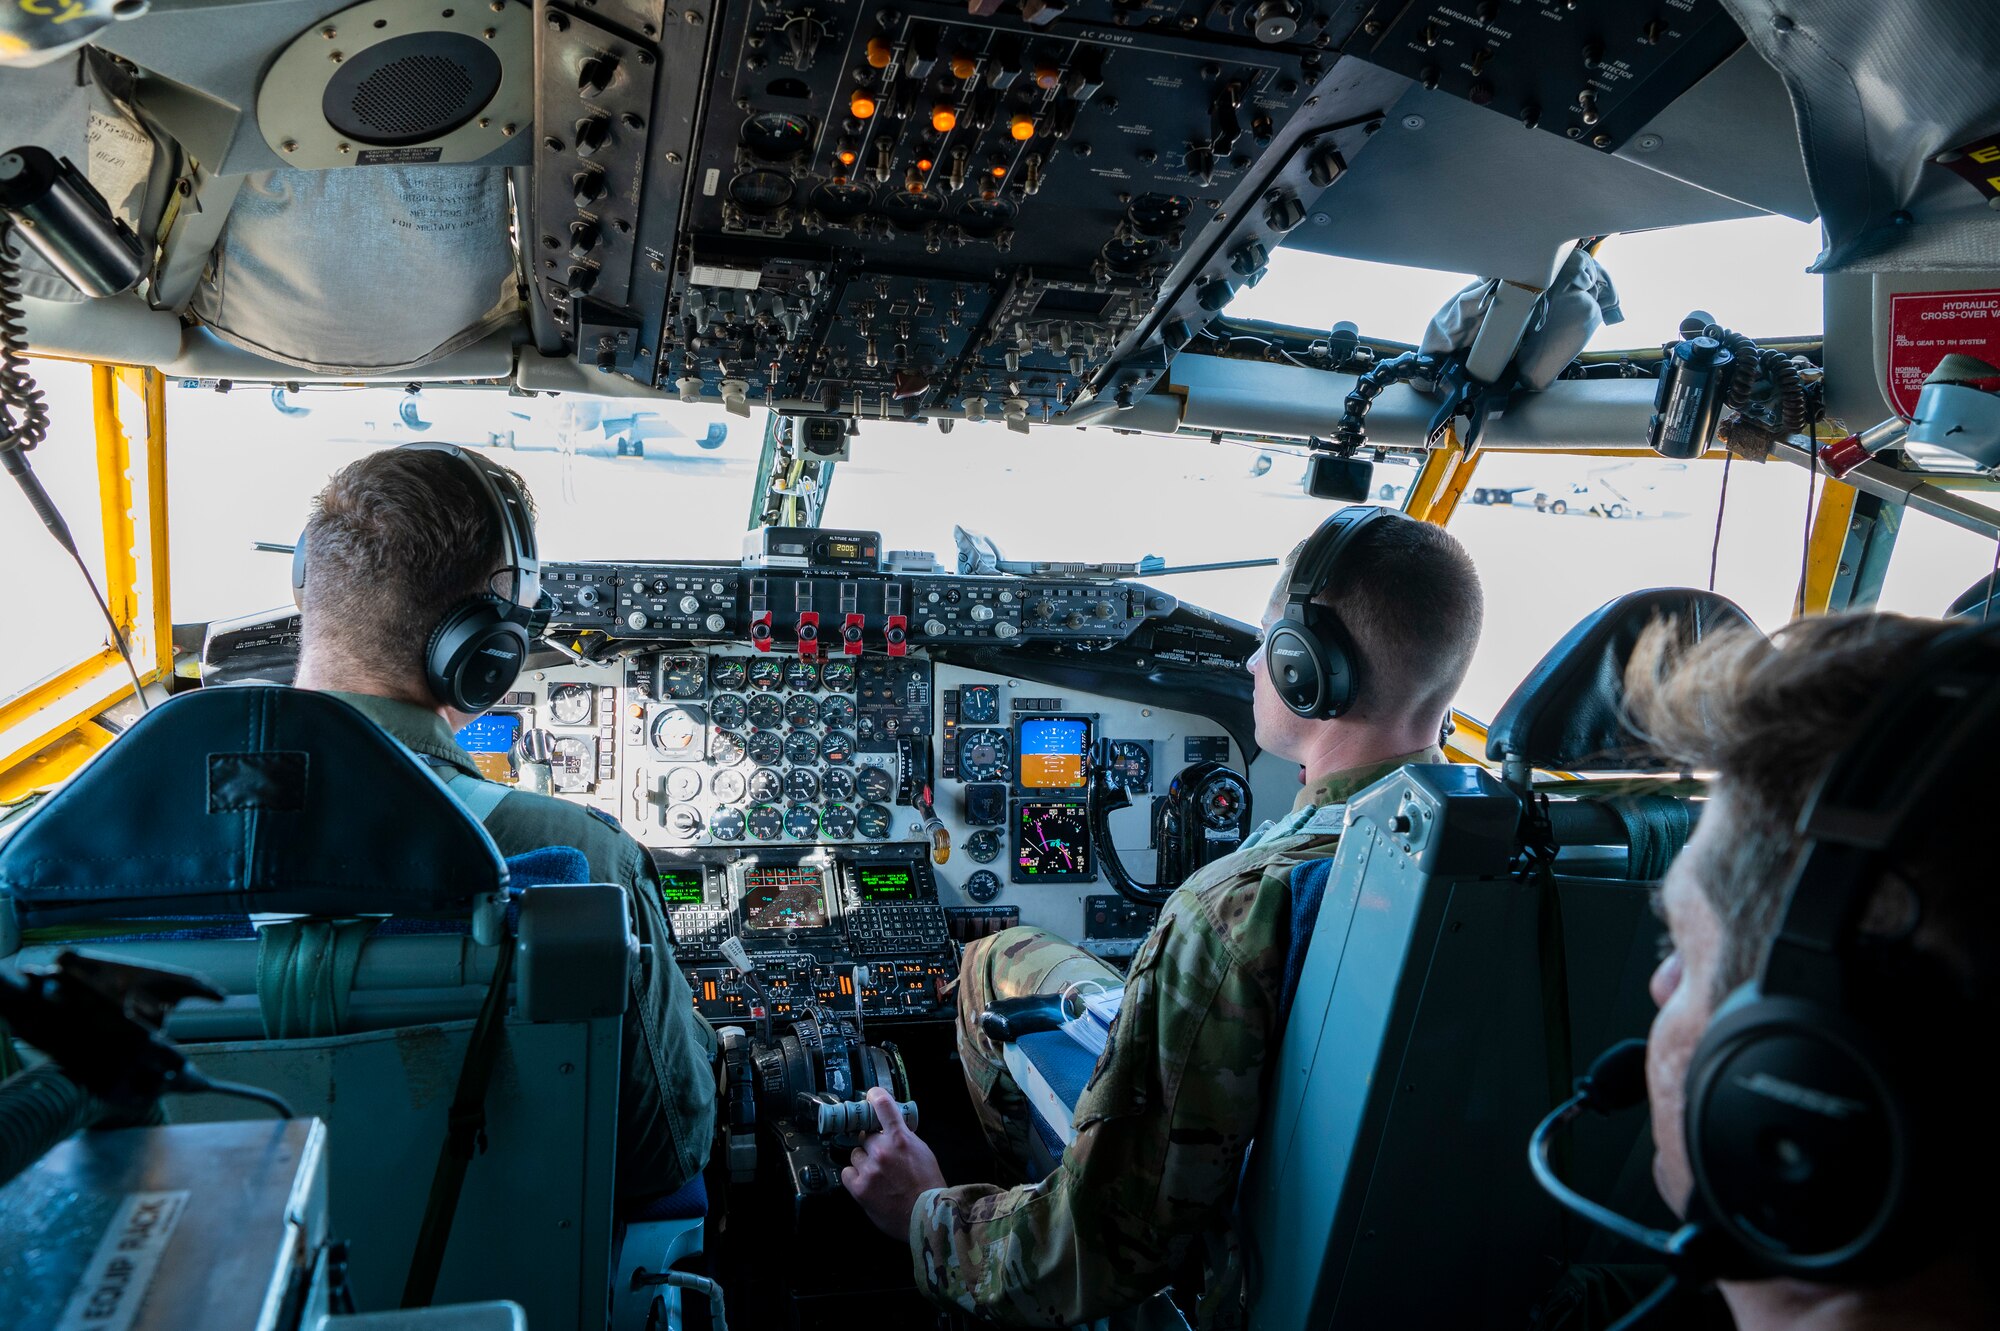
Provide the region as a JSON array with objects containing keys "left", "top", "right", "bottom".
[
  {"left": 1626, "top": 612, "right": 1995, "bottom": 1312},
  {"left": 1250, "top": 509, "right": 1483, "bottom": 765},
  {"left": 294, "top": 446, "right": 535, "bottom": 717}
]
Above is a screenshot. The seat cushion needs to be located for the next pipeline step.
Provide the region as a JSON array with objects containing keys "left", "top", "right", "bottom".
[{"left": 624, "top": 1172, "right": 708, "bottom": 1223}]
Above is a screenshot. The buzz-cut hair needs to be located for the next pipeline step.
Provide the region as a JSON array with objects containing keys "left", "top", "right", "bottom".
[
  {"left": 1624, "top": 612, "right": 1994, "bottom": 1009},
  {"left": 299, "top": 447, "right": 533, "bottom": 690},
  {"left": 1280, "top": 510, "right": 1485, "bottom": 727}
]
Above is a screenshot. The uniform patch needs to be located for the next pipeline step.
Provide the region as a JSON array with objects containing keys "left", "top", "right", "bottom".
[{"left": 587, "top": 805, "right": 623, "bottom": 832}]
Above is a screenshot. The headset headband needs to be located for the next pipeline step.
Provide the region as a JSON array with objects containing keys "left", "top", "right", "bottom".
[
  {"left": 1286, "top": 505, "right": 1391, "bottom": 604},
  {"left": 399, "top": 442, "right": 541, "bottom": 614},
  {"left": 1758, "top": 619, "right": 2000, "bottom": 1003}
]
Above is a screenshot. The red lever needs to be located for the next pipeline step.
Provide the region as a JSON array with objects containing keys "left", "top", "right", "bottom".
[
  {"left": 796, "top": 611, "right": 821, "bottom": 659},
  {"left": 884, "top": 614, "right": 909, "bottom": 657},
  {"left": 842, "top": 613, "right": 866, "bottom": 656},
  {"left": 750, "top": 611, "right": 774, "bottom": 651}
]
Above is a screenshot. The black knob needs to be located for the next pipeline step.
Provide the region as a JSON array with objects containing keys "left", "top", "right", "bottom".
[
  {"left": 1230, "top": 239, "right": 1268, "bottom": 276},
  {"left": 572, "top": 168, "right": 606, "bottom": 207},
  {"left": 574, "top": 114, "right": 611, "bottom": 157},
  {"left": 1266, "top": 194, "right": 1306, "bottom": 231},
  {"left": 579, "top": 53, "right": 618, "bottom": 98},
  {"left": 567, "top": 264, "right": 597, "bottom": 296},
  {"left": 1196, "top": 277, "right": 1234, "bottom": 312},
  {"left": 1306, "top": 144, "right": 1345, "bottom": 189},
  {"left": 569, "top": 219, "right": 601, "bottom": 258}
]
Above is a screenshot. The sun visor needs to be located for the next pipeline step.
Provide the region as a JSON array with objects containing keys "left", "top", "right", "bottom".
[
  {"left": 190, "top": 166, "right": 517, "bottom": 374},
  {"left": 0, "top": 49, "right": 157, "bottom": 303}
]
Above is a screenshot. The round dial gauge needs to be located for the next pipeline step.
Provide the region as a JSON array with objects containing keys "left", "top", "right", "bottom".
[
  {"left": 809, "top": 181, "right": 871, "bottom": 220},
  {"left": 748, "top": 659, "right": 785, "bottom": 692},
  {"left": 785, "top": 730, "right": 822, "bottom": 765},
  {"left": 1106, "top": 741, "right": 1152, "bottom": 792},
  {"left": 957, "top": 729, "right": 1011, "bottom": 782},
  {"left": 742, "top": 110, "right": 813, "bottom": 160},
  {"left": 855, "top": 802, "right": 894, "bottom": 840},
  {"left": 711, "top": 768, "right": 747, "bottom": 804},
  {"left": 666, "top": 767, "right": 703, "bottom": 803},
  {"left": 821, "top": 660, "right": 856, "bottom": 690},
  {"left": 785, "top": 768, "right": 820, "bottom": 802},
  {"left": 821, "top": 803, "right": 856, "bottom": 839},
  {"left": 855, "top": 764, "right": 895, "bottom": 804},
  {"left": 710, "top": 658, "right": 748, "bottom": 691},
  {"left": 820, "top": 731, "right": 854, "bottom": 765},
  {"left": 748, "top": 768, "right": 784, "bottom": 803},
  {"left": 965, "top": 829, "right": 1001, "bottom": 864},
  {"left": 650, "top": 707, "right": 704, "bottom": 760},
  {"left": 819, "top": 695, "right": 856, "bottom": 729},
  {"left": 549, "top": 683, "right": 595, "bottom": 726},
  {"left": 659, "top": 655, "right": 706, "bottom": 699},
  {"left": 746, "top": 804, "right": 784, "bottom": 840},
  {"left": 963, "top": 870, "right": 1002, "bottom": 904},
  {"left": 549, "top": 736, "right": 594, "bottom": 794},
  {"left": 710, "top": 808, "right": 746, "bottom": 841},
  {"left": 665, "top": 805, "right": 704, "bottom": 840},
  {"left": 746, "top": 731, "right": 784, "bottom": 766},
  {"left": 785, "top": 659, "right": 821, "bottom": 691},
  {"left": 820, "top": 767, "right": 855, "bottom": 802},
  {"left": 1127, "top": 191, "right": 1192, "bottom": 237},
  {"left": 959, "top": 684, "right": 1000, "bottom": 725},
  {"left": 728, "top": 169, "right": 795, "bottom": 214},
  {"left": 746, "top": 694, "right": 784, "bottom": 730},
  {"left": 784, "top": 804, "right": 820, "bottom": 841},
  {"left": 709, "top": 731, "right": 747, "bottom": 766},
  {"left": 708, "top": 693, "right": 746, "bottom": 729},
  {"left": 785, "top": 693, "right": 820, "bottom": 728},
  {"left": 1199, "top": 774, "right": 1248, "bottom": 830}
]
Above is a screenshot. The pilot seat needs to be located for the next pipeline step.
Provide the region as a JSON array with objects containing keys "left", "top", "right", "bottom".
[{"left": 0, "top": 686, "right": 706, "bottom": 1331}]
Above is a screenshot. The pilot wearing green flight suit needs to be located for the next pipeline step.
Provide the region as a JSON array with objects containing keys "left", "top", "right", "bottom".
[
  {"left": 843, "top": 508, "right": 1486, "bottom": 1327},
  {"left": 291, "top": 447, "right": 715, "bottom": 1202}
]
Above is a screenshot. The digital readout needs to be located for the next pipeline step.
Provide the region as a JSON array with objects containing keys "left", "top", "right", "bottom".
[
  {"left": 1017, "top": 717, "right": 1091, "bottom": 789},
  {"left": 741, "top": 866, "right": 829, "bottom": 931},
  {"left": 857, "top": 864, "right": 918, "bottom": 901},
  {"left": 1015, "top": 801, "right": 1093, "bottom": 881},
  {"left": 657, "top": 868, "right": 705, "bottom": 906}
]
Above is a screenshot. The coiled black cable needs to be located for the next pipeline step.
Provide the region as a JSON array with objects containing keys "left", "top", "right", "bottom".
[
  {"left": 0, "top": 220, "right": 49, "bottom": 453},
  {"left": 1758, "top": 347, "right": 1808, "bottom": 433},
  {"left": 1679, "top": 312, "right": 1810, "bottom": 436}
]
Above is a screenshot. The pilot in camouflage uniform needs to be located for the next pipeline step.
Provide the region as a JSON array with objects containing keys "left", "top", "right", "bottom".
[
  {"left": 329, "top": 690, "right": 717, "bottom": 1202},
  {"left": 917, "top": 748, "right": 1445, "bottom": 1329}
]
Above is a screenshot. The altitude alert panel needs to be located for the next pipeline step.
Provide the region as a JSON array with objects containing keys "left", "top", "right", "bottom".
[{"left": 257, "top": 0, "right": 534, "bottom": 169}]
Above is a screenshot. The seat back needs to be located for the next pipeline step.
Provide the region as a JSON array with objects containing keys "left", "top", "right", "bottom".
[
  {"left": 1239, "top": 763, "right": 1665, "bottom": 1328},
  {"left": 0, "top": 688, "right": 634, "bottom": 1329}
]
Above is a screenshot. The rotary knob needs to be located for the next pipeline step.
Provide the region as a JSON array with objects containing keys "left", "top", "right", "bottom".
[
  {"left": 574, "top": 114, "right": 611, "bottom": 157},
  {"left": 578, "top": 53, "right": 618, "bottom": 98},
  {"left": 969, "top": 604, "right": 995, "bottom": 622},
  {"left": 572, "top": 168, "right": 607, "bottom": 207},
  {"left": 1197, "top": 277, "right": 1234, "bottom": 312},
  {"left": 627, "top": 610, "right": 649, "bottom": 631},
  {"left": 705, "top": 613, "right": 727, "bottom": 633},
  {"left": 1091, "top": 601, "right": 1113, "bottom": 620},
  {"left": 925, "top": 619, "right": 948, "bottom": 637},
  {"left": 679, "top": 594, "right": 701, "bottom": 614}
]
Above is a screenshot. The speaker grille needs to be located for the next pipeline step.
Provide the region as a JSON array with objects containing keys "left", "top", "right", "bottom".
[{"left": 322, "top": 32, "right": 503, "bottom": 147}]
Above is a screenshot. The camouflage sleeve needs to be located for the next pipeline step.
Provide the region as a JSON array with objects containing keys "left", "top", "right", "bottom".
[{"left": 911, "top": 875, "right": 1279, "bottom": 1326}]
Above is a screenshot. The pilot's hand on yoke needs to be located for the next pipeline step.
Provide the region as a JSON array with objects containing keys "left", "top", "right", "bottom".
[{"left": 841, "top": 1086, "right": 945, "bottom": 1237}]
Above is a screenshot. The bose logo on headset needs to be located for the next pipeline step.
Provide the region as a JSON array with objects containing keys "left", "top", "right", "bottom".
[
  {"left": 1262, "top": 505, "right": 1395, "bottom": 720},
  {"left": 293, "top": 443, "right": 543, "bottom": 714}
]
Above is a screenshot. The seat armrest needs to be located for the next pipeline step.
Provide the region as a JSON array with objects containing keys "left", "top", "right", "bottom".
[{"left": 516, "top": 884, "right": 635, "bottom": 1021}]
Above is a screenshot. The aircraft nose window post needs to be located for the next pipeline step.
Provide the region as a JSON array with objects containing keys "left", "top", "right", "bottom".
[{"left": 8, "top": 1, "right": 2000, "bottom": 1328}]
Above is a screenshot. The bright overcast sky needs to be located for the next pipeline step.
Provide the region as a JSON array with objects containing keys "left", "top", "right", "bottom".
[{"left": 1229, "top": 213, "right": 1826, "bottom": 350}]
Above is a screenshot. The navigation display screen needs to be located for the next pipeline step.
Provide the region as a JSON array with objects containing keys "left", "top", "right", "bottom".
[
  {"left": 453, "top": 712, "right": 520, "bottom": 783},
  {"left": 1014, "top": 801, "right": 1094, "bottom": 883},
  {"left": 657, "top": 867, "right": 706, "bottom": 906},
  {"left": 1017, "top": 717, "right": 1092, "bottom": 790},
  {"left": 857, "top": 864, "right": 919, "bottom": 902},
  {"left": 741, "top": 865, "right": 829, "bottom": 931}
]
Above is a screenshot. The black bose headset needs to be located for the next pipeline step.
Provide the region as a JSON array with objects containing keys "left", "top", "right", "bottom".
[
  {"left": 293, "top": 442, "right": 544, "bottom": 713},
  {"left": 1263, "top": 504, "right": 1393, "bottom": 719},
  {"left": 1678, "top": 617, "right": 2000, "bottom": 1283}
]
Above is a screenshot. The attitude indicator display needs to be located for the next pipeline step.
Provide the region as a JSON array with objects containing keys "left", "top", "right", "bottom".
[
  {"left": 1014, "top": 801, "right": 1094, "bottom": 884},
  {"left": 1016, "top": 716, "right": 1092, "bottom": 790},
  {"left": 740, "top": 864, "right": 829, "bottom": 931}
]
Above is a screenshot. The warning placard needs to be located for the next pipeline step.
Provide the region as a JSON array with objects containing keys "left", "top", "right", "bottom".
[{"left": 1887, "top": 288, "right": 2000, "bottom": 418}]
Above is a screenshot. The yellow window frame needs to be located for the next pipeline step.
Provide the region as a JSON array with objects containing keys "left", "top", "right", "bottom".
[{"left": 0, "top": 364, "right": 171, "bottom": 803}]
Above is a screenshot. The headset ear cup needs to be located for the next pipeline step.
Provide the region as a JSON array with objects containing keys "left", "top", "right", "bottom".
[
  {"left": 1265, "top": 619, "right": 1333, "bottom": 718},
  {"left": 1685, "top": 988, "right": 1912, "bottom": 1280},
  {"left": 426, "top": 599, "right": 527, "bottom": 713}
]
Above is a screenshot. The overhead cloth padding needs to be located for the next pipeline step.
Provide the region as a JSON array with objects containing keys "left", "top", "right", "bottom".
[{"left": 191, "top": 166, "right": 516, "bottom": 373}]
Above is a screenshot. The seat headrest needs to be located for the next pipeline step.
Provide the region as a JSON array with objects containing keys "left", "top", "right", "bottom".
[
  {"left": 0, "top": 687, "right": 507, "bottom": 929},
  {"left": 1485, "top": 589, "right": 1758, "bottom": 772}
]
